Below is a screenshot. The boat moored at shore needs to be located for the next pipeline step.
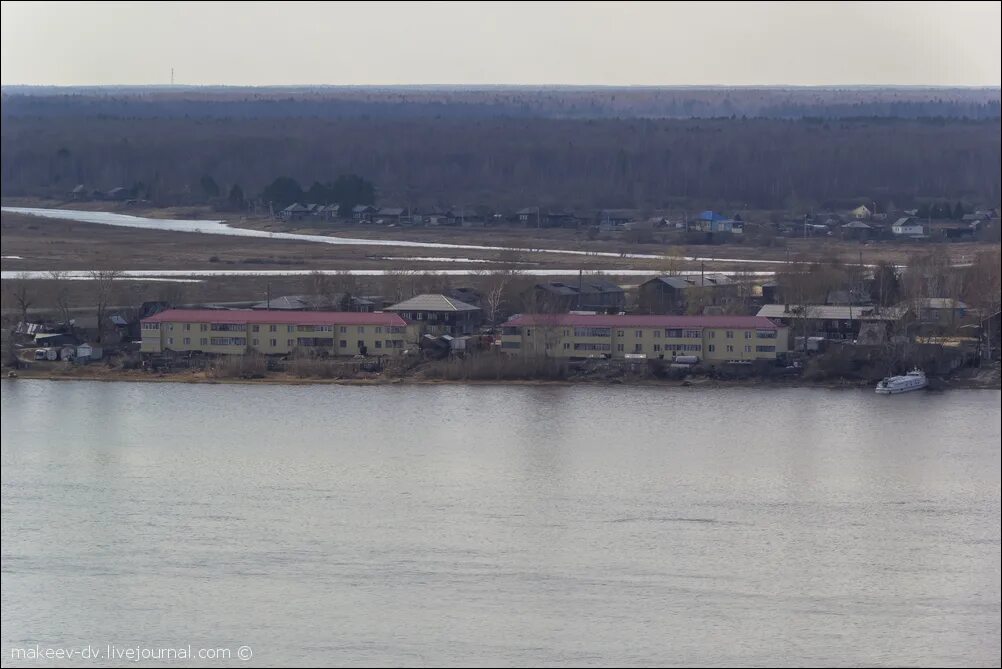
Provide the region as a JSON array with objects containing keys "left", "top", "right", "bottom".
[{"left": 875, "top": 369, "right": 928, "bottom": 394}]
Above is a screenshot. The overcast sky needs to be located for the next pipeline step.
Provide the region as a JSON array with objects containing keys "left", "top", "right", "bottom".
[{"left": 1, "top": 1, "right": 999, "bottom": 86}]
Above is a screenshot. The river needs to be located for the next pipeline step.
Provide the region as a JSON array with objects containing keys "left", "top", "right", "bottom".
[{"left": 1, "top": 381, "right": 999, "bottom": 667}]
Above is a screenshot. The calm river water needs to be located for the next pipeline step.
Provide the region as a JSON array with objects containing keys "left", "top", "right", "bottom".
[{"left": 1, "top": 381, "right": 999, "bottom": 667}]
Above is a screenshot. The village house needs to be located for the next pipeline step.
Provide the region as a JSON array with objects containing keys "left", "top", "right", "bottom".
[
  {"left": 597, "top": 209, "right": 639, "bottom": 231},
  {"left": 850, "top": 205, "right": 872, "bottom": 220},
  {"left": 638, "top": 274, "right": 736, "bottom": 314},
  {"left": 839, "top": 220, "right": 873, "bottom": 240},
  {"left": 500, "top": 313, "right": 787, "bottom": 362},
  {"left": 352, "top": 205, "right": 378, "bottom": 223},
  {"left": 910, "top": 298, "right": 969, "bottom": 328},
  {"left": 891, "top": 217, "right": 926, "bottom": 237},
  {"left": 375, "top": 207, "right": 407, "bottom": 225},
  {"left": 516, "top": 207, "right": 540, "bottom": 226},
  {"left": 530, "top": 279, "right": 626, "bottom": 313},
  {"left": 756, "top": 304, "right": 907, "bottom": 342},
  {"left": 385, "top": 294, "right": 482, "bottom": 337},
  {"left": 140, "top": 309, "right": 408, "bottom": 357}
]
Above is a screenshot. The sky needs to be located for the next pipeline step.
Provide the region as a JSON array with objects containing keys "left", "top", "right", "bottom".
[{"left": 1, "top": 1, "right": 999, "bottom": 87}]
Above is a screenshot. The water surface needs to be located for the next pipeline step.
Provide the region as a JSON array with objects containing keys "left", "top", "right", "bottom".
[{"left": 2, "top": 381, "right": 999, "bottom": 667}]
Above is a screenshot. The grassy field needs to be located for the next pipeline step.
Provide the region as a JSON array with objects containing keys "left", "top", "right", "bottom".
[{"left": 3, "top": 201, "right": 996, "bottom": 276}]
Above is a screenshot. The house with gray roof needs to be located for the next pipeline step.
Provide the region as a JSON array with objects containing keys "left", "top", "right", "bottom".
[
  {"left": 530, "top": 279, "right": 626, "bottom": 313},
  {"left": 386, "top": 294, "right": 482, "bottom": 336},
  {"left": 638, "top": 274, "right": 736, "bottom": 314}
]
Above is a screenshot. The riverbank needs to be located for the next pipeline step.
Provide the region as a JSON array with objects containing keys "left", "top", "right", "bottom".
[{"left": 6, "top": 363, "right": 999, "bottom": 390}]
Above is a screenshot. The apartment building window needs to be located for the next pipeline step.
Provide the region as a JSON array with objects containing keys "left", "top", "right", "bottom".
[
  {"left": 573, "top": 343, "right": 611, "bottom": 351},
  {"left": 653, "top": 344, "right": 661, "bottom": 352},
  {"left": 184, "top": 323, "right": 191, "bottom": 331},
  {"left": 357, "top": 326, "right": 365, "bottom": 334},
  {"left": 252, "top": 338, "right": 258, "bottom": 346},
  {"left": 167, "top": 337, "right": 174, "bottom": 345},
  {"left": 200, "top": 338, "right": 207, "bottom": 346},
  {"left": 141, "top": 323, "right": 160, "bottom": 330},
  {"left": 666, "top": 329, "right": 683, "bottom": 338},
  {"left": 183, "top": 337, "right": 191, "bottom": 345},
  {"left": 269, "top": 325, "right": 277, "bottom": 332},
  {"left": 617, "top": 344, "right": 624, "bottom": 352},
  {"left": 726, "top": 345, "right": 734, "bottom": 352},
  {"left": 167, "top": 324, "right": 174, "bottom": 331},
  {"left": 756, "top": 330, "right": 777, "bottom": 339},
  {"left": 574, "top": 327, "right": 612, "bottom": 337},
  {"left": 287, "top": 339, "right": 294, "bottom": 347},
  {"left": 526, "top": 329, "right": 532, "bottom": 336},
  {"left": 744, "top": 331, "right": 752, "bottom": 339},
  {"left": 209, "top": 337, "right": 246, "bottom": 346},
  {"left": 375, "top": 326, "right": 383, "bottom": 334},
  {"left": 708, "top": 330, "right": 715, "bottom": 339},
  {"left": 707, "top": 344, "right": 715, "bottom": 352},
  {"left": 617, "top": 330, "right": 625, "bottom": 337},
  {"left": 340, "top": 326, "right": 347, "bottom": 333},
  {"left": 563, "top": 329, "right": 570, "bottom": 336},
  {"left": 252, "top": 325, "right": 259, "bottom": 332},
  {"left": 744, "top": 345, "right": 752, "bottom": 352},
  {"left": 211, "top": 323, "right": 245, "bottom": 331},
  {"left": 375, "top": 341, "right": 382, "bottom": 349},
  {"left": 200, "top": 324, "right": 208, "bottom": 331},
  {"left": 339, "top": 340, "right": 347, "bottom": 348},
  {"left": 316, "top": 325, "right": 333, "bottom": 332},
  {"left": 634, "top": 343, "right": 643, "bottom": 352},
  {"left": 635, "top": 330, "right": 643, "bottom": 338},
  {"left": 563, "top": 343, "right": 571, "bottom": 350},
  {"left": 756, "top": 345, "right": 776, "bottom": 353},
  {"left": 287, "top": 325, "right": 295, "bottom": 333},
  {"left": 653, "top": 330, "right": 661, "bottom": 338},
  {"left": 684, "top": 329, "right": 701, "bottom": 338},
  {"left": 270, "top": 339, "right": 277, "bottom": 347},
  {"left": 726, "top": 330, "right": 734, "bottom": 338}
]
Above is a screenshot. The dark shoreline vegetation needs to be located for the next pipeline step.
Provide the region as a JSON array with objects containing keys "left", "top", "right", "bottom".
[
  {"left": 2, "top": 87, "right": 999, "bottom": 211},
  {"left": 6, "top": 353, "right": 1000, "bottom": 390}
]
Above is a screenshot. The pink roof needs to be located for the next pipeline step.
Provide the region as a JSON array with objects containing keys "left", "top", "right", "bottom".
[
  {"left": 143, "top": 309, "right": 407, "bottom": 327},
  {"left": 503, "top": 313, "right": 780, "bottom": 329}
]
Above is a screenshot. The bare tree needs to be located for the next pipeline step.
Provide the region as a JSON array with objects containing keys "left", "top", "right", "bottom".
[
  {"left": 89, "top": 270, "right": 122, "bottom": 343},
  {"left": 7, "top": 273, "right": 35, "bottom": 324},
  {"left": 47, "top": 271, "right": 74, "bottom": 329}
]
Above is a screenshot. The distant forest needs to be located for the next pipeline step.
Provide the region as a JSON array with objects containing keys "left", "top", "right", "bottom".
[{"left": 2, "top": 87, "right": 999, "bottom": 211}]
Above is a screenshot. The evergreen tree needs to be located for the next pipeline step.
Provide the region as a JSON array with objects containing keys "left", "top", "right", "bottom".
[
  {"left": 227, "top": 184, "right": 245, "bottom": 210},
  {"left": 199, "top": 175, "right": 220, "bottom": 199},
  {"left": 260, "top": 177, "right": 303, "bottom": 209}
]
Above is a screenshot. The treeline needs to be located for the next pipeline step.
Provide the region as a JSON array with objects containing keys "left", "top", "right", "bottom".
[
  {"left": 2, "top": 116, "right": 999, "bottom": 210},
  {"left": 2, "top": 86, "right": 999, "bottom": 120}
]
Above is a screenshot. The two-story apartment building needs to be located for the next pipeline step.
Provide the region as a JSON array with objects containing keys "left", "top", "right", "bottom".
[
  {"left": 499, "top": 314, "right": 787, "bottom": 362},
  {"left": 141, "top": 309, "right": 409, "bottom": 357}
]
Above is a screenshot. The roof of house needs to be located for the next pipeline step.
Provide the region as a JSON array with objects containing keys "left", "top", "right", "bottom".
[
  {"left": 842, "top": 221, "right": 872, "bottom": 229},
  {"left": 911, "top": 298, "right": 969, "bottom": 310},
  {"left": 697, "top": 210, "right": 729, "bottom": 222},
  {"left": 504, "top": 313, "right": 781, "bottom": 329},
  {"left": 893, "top": 217, "right": 916, "bottom": 226},
  {"left": 378, "top": 207, "right": 406, "bottom": 216},
  {"left": 385, "top": 294, "right": 481, "bottom": 312},
  {"left": 516, "top": 207, "right": 539, "bottom": 215},
  {"left": 250, "top": 294, "right": 377, "bottom": 310},
  {"left": 641, "top": 274, "right": 733, "bottom": 289},
  {"left": 142, "top": 309, "right": 406, "bottom": 326},
  {"left": 535, "top": 280, "right": 625, "bottom": 296},
  {"left": 756, "top": 304, "right": 906, "bottom": 321}
]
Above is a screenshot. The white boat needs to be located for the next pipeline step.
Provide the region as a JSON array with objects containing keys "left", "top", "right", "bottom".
[{"left": 875, "top": 368, "right": 928, "bottom": 394}]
